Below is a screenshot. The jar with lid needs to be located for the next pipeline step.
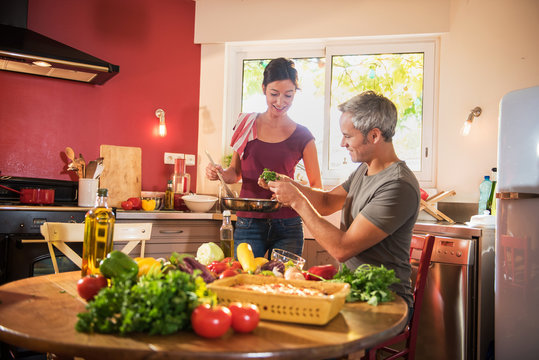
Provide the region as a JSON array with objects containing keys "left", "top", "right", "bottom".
[
  {"left": 171, "top": 158, "right": 190, "bottom": 211},
  {"left": 81, "top": 188, "right": 115, "bottom": 276}
]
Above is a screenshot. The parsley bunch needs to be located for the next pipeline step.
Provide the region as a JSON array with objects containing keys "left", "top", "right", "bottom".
[
  {"left": 332, "top": 264, "right": 399, "bottom": 306},
  {"left": 259, "top": 168, "right": 280, "bottom": 182},
  {"left": 76, "top": 270, "right": 215, "bottom": 335}
]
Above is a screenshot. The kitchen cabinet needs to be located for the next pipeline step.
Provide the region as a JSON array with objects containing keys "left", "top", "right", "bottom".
[{"left": 115, "top": 219, "right": 220, "bottom": 259}]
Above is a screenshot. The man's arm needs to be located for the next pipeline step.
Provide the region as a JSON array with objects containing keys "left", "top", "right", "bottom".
[{"left": 269, "top": 180, "right": 388, "bottom": 262}]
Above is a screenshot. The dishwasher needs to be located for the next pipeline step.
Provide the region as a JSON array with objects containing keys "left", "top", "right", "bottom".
[{"left": 411, "top": 235, "right": 476, "bottom": 360}]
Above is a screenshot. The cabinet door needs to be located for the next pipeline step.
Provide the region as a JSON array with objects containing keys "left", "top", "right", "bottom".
[{"left": 115, "top": 219, "right": 220, "bottom": 259}]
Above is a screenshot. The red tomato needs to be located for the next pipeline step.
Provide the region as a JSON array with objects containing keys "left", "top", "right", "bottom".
[
  {"left": 228, "top": 261, "right": 242, "bottom": 271},
  {"left": 219, "top": 269, "right": 240, "bottom": 279},
  {"left": 77, "top": 275, "right": 108, "bottom": 301},
  {"left": 191, "top": 304, "right": 232, "bottom": 338},
  {"left": 207, "top": 261, "right": 228, "bottom": 275},
  {"left": 228, "top": 302, "right": 260, "bottom": 333},
  {"left": 121, "top": 200, "right": 134, "bottom": 210},
  {"left": 128, "top": 197, "right": 142, "bottom": 210}
]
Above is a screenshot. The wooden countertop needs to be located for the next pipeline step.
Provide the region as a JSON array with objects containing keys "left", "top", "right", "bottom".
[{"left": 0, "top": 272, "right": 408, "bottom": 360}]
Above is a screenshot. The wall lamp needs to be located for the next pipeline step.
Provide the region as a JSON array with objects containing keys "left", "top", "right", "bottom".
[
  {"left": 461, "top": 106, "right": 482, "bottom": 136},
  {"left": 155, "top": 108, "right": 167, "bottom": 137}
]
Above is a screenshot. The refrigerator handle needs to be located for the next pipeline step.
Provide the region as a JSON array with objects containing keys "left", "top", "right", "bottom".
[{"left": 496, "top": 192, "right": 539, "bottom": 200}]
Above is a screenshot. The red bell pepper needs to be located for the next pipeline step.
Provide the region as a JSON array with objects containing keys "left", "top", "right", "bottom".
[{"left": 304, "top": 264, "right": 338, "bottom": 281}]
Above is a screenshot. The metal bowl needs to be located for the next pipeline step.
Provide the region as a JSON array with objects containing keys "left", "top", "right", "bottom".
[{"left": 221, "top": 197, "right": 282, "bottom": 213}]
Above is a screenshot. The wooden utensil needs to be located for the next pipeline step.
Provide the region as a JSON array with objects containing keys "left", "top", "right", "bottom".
[
  {"left": 205, "top": 150, "right": 235, "bottom": 198},
  {"left": 85, "top": 161, "right": 97, "bottom": 179},
  {"left": 65, "top": 147, "right": 75, "bottom": 162}
]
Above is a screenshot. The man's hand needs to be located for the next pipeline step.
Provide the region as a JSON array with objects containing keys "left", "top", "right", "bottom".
[
  {"left": 268, "top": 179, "right": 305, "bottom": 208},
  {"left": 259, "top": 172, "right": 288, "bottom": 190}
]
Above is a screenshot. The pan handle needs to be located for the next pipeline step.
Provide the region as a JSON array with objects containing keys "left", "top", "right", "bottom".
[{"left": 0, "top": 184, "right": 22, "bottom": 194}]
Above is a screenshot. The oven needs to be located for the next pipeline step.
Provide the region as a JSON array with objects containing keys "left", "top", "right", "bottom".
[{"left": 0, "top": 176, "right": 87, "bottom": 360}]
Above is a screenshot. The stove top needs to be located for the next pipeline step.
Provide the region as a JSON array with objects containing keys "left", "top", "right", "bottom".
[{"left": 0, "top": 175, "right": 78, "bottom": 206}]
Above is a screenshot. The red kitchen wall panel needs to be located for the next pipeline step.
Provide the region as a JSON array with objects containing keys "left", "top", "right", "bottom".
[{"left": 0, "top": 0, "right": 201, "bottom": 192}]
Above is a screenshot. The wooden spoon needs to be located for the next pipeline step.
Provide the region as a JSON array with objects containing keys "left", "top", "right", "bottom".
[
  {"left": 205, "top": 150, "right": 235, "bottom": 198},
  {"left": 65, "top": 147, "right": 75, "bottom": 162},
  {"left": 85, "top": 161, "right": 97, "bottom": 179}
]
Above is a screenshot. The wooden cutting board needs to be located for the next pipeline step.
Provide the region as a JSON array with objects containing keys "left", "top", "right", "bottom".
[{"left": 99, "top": 145, "right": 141, "bottom": 207}]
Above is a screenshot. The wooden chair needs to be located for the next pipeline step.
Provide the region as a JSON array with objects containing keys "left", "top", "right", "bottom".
[
  {"left": 35, "top": 222, "right": 152, "bottom": 274},
  {"left": 361, "top": 234, "right": 435, "bottom": 360}
]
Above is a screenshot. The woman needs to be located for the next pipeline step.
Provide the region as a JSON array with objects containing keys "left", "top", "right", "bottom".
[{"left": 206, "top": 57, "right": 322, "bottom": 258}]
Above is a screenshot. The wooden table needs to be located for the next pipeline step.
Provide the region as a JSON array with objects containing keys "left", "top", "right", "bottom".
[{"left": 0, "top": 272, "right": 408, "bottom": 360}]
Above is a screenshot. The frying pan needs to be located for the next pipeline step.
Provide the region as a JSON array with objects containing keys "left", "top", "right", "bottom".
[
  {"left": 0, "top": 184, "right": 55, "bottom": 204},
  {"left": 221, "top": 197, "right": 282, "bottom": 213}
]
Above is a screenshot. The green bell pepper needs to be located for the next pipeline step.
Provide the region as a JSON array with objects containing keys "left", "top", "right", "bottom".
[{"left": 99, "top": 250, "right": 139, "bottom": 282}]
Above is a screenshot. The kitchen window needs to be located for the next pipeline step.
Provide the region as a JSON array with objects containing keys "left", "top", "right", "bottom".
[{"left": 225, "top": 38, "right": 437, "bottom": 186}]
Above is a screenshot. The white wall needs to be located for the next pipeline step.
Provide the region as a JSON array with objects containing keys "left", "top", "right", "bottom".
[{"left": 195, "top": 0, "right": 539, "bottom": 202}]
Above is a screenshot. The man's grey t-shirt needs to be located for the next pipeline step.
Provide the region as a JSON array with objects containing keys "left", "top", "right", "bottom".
[{"left": 341, "top": 161, "right": 420, "bottom": 308}]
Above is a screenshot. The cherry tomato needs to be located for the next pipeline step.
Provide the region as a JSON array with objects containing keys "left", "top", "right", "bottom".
[
  {"left": 219, "top": 268, "right": 240, "bottom": 279},
  {"left": 77, "top": 275, "right": 108, "bottom": 301},
  {"left": 191, "top": 304, "right": 232, "bottom": 338},
  {"left": 228, "top": 302, "right": 260, "bottom": 333}
]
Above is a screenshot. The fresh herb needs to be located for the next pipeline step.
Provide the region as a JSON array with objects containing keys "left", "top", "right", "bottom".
[
  {"left": 75, "top": 269, "right": 215, "bottom": 335},
  {"left": 331, "top": 264, "right": 399, "bottom": 306},
  {"left": 260, "top": 168, "right": 280, "bottom": 182}
]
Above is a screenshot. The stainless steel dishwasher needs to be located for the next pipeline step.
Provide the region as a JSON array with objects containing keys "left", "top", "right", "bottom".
[{"left": 411, "top": 235, "right": 476, "bottom": 360}]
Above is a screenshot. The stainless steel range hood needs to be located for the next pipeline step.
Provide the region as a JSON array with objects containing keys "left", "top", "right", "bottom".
[{"left": 0, "top": 1, "right": 119, "bottom": 85}]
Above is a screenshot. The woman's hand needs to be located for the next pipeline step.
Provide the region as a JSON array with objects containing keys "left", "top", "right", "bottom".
[{"left": 205, "top": 163, "right": 224, "bottom": 181}]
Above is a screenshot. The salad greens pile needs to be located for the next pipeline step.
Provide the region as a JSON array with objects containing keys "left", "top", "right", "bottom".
[
  {"left": 259, "top": 168, "right": 280, "bottom": 182},
  {"left": 76, "top": 269, "right": 215, "bottom": 335},
  {"left": 332, "top": 264, "right": 400, "bottom": 306}
]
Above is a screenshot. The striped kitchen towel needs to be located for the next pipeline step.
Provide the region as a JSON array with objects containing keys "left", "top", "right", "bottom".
[{"left": 230, "top": 113, "right": 258, "bottom": 159}]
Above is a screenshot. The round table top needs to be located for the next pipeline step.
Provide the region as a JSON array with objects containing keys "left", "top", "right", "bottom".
[{"left": 0, "top": 272, "right": 408, "bottom": 360}]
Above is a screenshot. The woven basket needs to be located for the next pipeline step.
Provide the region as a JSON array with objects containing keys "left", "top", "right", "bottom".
[{"left": 208, "top": 274, "right": 350, "bottom": 325}]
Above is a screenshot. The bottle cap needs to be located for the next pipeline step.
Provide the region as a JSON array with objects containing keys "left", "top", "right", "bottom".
[
  {"left": 484, "top": 176, "right": 490, "bottom": 180},
  {"left": 223, "top": 210, "right": 231, "bottom": 217},
  {"left": 97, "top": 188, "right": 108, "bottom": 196}
]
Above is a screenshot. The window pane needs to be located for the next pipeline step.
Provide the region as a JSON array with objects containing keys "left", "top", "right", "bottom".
[{"left": 329, "top": 53, "right": 424, "bottom": 172}]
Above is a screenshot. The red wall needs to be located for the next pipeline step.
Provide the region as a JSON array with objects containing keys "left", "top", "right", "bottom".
[{"left": 0, "top": 0, "right": 200, "bottom": 192}]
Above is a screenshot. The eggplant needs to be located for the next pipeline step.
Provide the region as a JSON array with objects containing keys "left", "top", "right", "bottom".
[{"left": 261, "top": 260, "right": 285, "bottom": 274}]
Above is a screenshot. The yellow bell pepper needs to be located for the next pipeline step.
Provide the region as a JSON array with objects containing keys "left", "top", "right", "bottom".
[
  {"left": 141, "top": 199, "right": 156, "bottom": 211},
  {"left": 135, "top": 257, "right": 161, "bottom": 277},
  {"left": 237, "top": 243, "right": 257, "bottom": 272}
]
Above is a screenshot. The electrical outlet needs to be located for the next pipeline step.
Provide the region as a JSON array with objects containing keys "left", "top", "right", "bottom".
[
  {"left": 185, "top": 154, "right": 196, "bottom": 166},
  {"left": 164, "top": 152, "right": 184, "bottom": 165}
]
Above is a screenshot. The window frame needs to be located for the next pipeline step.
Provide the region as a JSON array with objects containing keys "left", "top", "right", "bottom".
[{"left": 224, "top": 36, "right": 438, "bottom": 187}]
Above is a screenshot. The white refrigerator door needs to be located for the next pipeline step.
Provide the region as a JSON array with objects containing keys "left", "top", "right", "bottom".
[{"left": 496, "top": 85, "right": 539, "bottom": 360}]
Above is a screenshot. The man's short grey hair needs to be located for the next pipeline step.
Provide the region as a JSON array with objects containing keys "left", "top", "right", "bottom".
[{"left": 338, "top": 91, "right": 398, "bottom": 141}]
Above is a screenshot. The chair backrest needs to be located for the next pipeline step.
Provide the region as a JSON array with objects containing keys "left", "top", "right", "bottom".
[
  {"left": 40, "top": 222, "right": 152, "bottom": 273},
  {"left": 407, "top": 234, "right": 435, "bottom": 353}
]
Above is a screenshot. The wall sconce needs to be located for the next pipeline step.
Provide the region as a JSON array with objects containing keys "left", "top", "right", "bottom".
[
  {"left": 155, "top": 108, "right": 166, "bottom": 137},
  {"left": 461, "top": 106, "right": 482, "bottom": 136}
]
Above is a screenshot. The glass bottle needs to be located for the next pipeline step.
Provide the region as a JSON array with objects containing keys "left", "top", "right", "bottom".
[
  {"left": 220, "top": 210, "right": 234, "bottom": 258},
  {"left": 172, "top": 158, "right": 190, "bottom": 211},
  {"left": 486, "top": 167, "right": 497, "bottom": 214},
  {"left": 82, "top": 188, "right": 115, "bottom": 276},
  {"left": 478, "top": 175, "right": 493, "bottom": 215},
  {"left": 164, "top": 180, "right": 174, "bottom": 210}
]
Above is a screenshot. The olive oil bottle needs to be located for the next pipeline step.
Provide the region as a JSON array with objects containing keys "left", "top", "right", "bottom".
[
  {"left": 219, "top": 210, "right": 234, "bottom": 258},
  {"left": 81, "top": 188, "right": 115, "bottom": 276}
]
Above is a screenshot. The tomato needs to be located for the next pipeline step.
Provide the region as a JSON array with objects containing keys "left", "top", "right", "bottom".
[
  {"left": 228, "top": 261, "right": 242, "bottom": 271},
  {"left": 191, "top": 304, "right": 232, "bottom": 338},
  {"left": 219, "top": 268, "right": 240, "bottom": 279},
  {"left": 228, "top": 302, "right": 260, "bottom": 333},
  {"left": 128, "top": 197, "right": 142, "bottom": 210},
  {"left": 207, "top": 261, "right": 228, "bottom": 275},
  {"left": 121, "top": 200, "right": 134, "bottom": 210},
  {"left": 77, "top": 275, "right": 108, "bottom": 301}
]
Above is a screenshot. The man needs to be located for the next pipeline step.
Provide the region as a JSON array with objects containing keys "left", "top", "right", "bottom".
[{"left": 267, "top": 90, "right": 420, "bottom": 310}]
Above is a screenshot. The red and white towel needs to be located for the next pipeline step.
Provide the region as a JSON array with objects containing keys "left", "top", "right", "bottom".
[{"left": 230, "top": 113, "right": 258, "bottom": 159}]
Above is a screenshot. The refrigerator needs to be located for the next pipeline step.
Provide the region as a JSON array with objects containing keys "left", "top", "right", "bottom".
[{"left": 495, "top": 85, "right": 539, "bottom": 359}]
